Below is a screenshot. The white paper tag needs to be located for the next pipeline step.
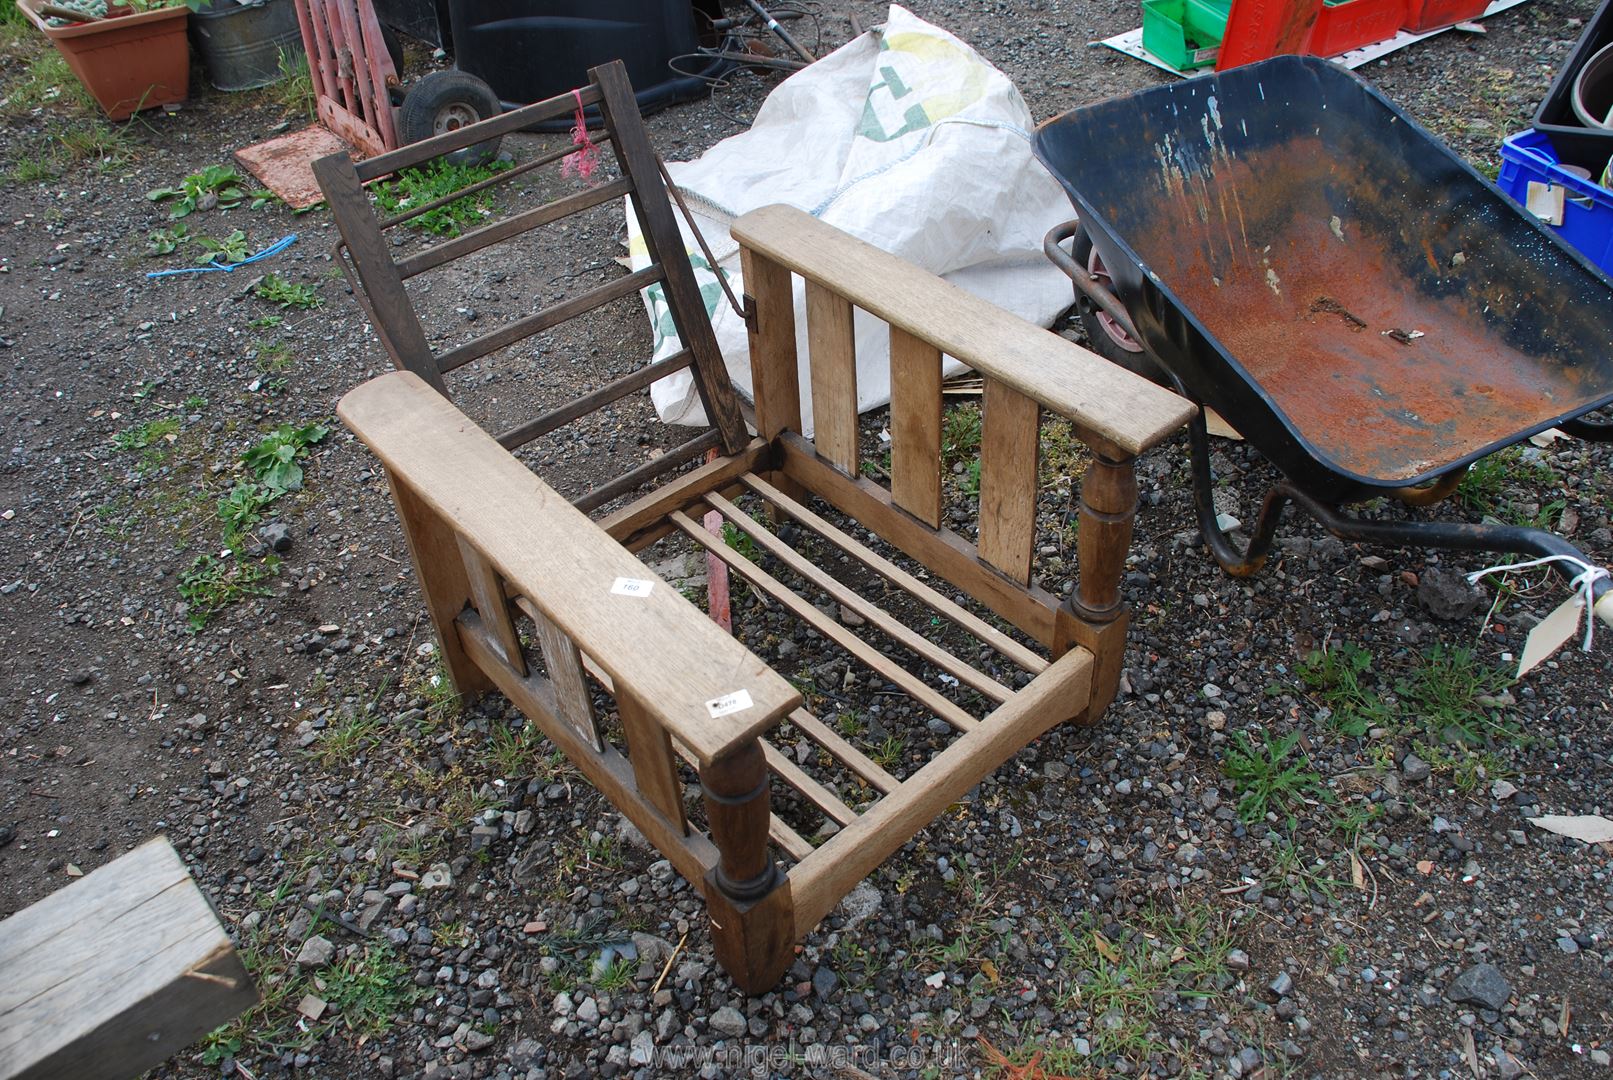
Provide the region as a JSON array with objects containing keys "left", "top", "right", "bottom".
[
  {"left": 1517, "top": 593, "right": 1581, "bottom": 677},
  {"left": 611, "top": 577, "right": 654, "bottom": 598},
  {"left": 1525, "top": 181, "right": 1565, "bottom": 227},
  {"left": 705, "top": 689, "right": 753, "bottom": 718}
]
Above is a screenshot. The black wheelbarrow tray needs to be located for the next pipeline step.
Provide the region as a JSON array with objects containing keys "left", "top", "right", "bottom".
[{"left": 1035, "top": 55, "right": 1613, "bottom": 624}]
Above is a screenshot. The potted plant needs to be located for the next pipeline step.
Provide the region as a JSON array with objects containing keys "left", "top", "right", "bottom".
[{"left": 15, "top": 0, "right": 208, "bottom": 120}]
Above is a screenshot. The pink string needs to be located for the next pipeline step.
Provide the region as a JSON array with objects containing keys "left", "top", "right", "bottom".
[{"left": 562, "top": 89, "right": 601, "bottom": 184}]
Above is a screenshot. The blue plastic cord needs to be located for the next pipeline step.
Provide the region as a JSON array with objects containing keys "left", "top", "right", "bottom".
[{"left": 145, "top": 234, "right": 298, "bottom": 279}]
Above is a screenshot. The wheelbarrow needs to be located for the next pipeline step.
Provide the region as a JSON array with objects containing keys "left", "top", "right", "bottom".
[{"left": 1034, "top": 55, "right": 1613, "bottom": 632}]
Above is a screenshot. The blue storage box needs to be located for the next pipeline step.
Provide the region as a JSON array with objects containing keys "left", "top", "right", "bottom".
[{"left": 1497, "top": 129, "right": 1613, "bottom": 276}]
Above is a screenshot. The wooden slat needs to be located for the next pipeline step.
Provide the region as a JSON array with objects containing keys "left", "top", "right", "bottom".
[
  {"left": 731, "top": 205, "right": 1196, "bottom": 459},
  {"left": 805, "top": 281, "right": 858, "bottom": 474},
  {"left": 356, "top": 83, "right": 604, "bottom": 180},
  {"left": 340, "top": 371, "right": 799, "bottom": 765},
  {"left": 377, "top": 137, "right": 616, "bottom": 230},
  {"left": 618, "top": 688, "right": 690, "bottom": 835},
  {"left": 704, "top": 492, "right": 1011, "bottom": 703},
  {"left": 435, "top": 264, "right": 664, "bottom": 375},
  {"left": 788, "top": 648, "right": 1093, "bottom": 932},
  {"left": 0, "top": 838, "right": 257, "bottom": 1080},
  {"left": 770, "top": 818, "right": 815, "bottom": 862},
  {"left": 399, "top": 177, "right": 635, "bottom": 279},
  {"left": 784, "top": 708, "right": 900, "bottom": 795},
  {"left": 889, "top": 325, "right": 942, "bottom": 528},
  {"left": 776, "top": 435, "right": 1060, "bottom": 648},
  {"left": 571, "top": 428, "right": 722, "bottom": 514},
  {"left": 761, "top": 741, "right": 858, "bottom": 826},
  {"left": 496, "top": 349, "right": 693, "bottom": 451},
  {"left": 593, "top": 61, "right": 749, "bottom": 453},
  {"left": 457, "top": 613, "right": 721, "bottom": 887},
  {"left": 668, "top": 510, "right": 978, "bottom": 733},
  {"left": 599, "top": 442, "right": 770, "bottom": 544},
  {"left": 515, "top": 596, "right": 601, "bottom": 752},
  {"left": 313, "top": 153, "right": 442, "bottom": 391},
  {"left": 456, "top": 536, "right": 527, "bottom": 676},
  {"left": 978, "top": 378, "right": 1040, "bottom": 586},
  {"left": 740, "top": 247, "right": 802, "bottom": 439},
  {"left": 741, "top": 471, "right": 1048, "bottom": 671}
]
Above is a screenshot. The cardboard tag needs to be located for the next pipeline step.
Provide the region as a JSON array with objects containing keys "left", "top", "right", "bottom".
[
  {"left": 611, "top": 577, "right": 654, "bottom": 598},
  {"left": 1516, "top": 593, "right": 1581, "bottom": 677},
  {"left": 705, "top": 689, "right": 753, "bottom": 718},
  {"left": 1525, "top": 181, "right": 1565, "bottom": 227}
]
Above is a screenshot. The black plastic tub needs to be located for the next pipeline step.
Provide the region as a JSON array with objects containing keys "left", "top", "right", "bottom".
[
  {"left": 1534, "top": 0, "right": 1613, "bottom": 170},
  {"left": 371, "top": 0, "right": 452, "bottom": 52},
  {"left": 190, "top": 0, "right": 301, "bottom": 92},
  {"left": 446, "top": 0, "right": 711, "bottom": 114}
]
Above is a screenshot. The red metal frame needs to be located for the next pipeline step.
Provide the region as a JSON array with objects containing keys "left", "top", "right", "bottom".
[{"left": 294, "top": 0, "right": 400, "bottom": 158}]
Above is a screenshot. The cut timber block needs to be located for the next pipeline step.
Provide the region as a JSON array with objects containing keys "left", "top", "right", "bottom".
[{"left": 0, "top": 837, "right": 257, "bottom": 1080}]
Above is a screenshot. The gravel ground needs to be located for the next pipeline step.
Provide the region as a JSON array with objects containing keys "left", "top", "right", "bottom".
[{"left": 2, "top": 2, "right": 1611, "bottom": 1078}]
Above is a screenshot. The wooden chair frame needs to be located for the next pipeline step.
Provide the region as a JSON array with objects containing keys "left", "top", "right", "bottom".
[{"left": 326, "top": 67, "right": 1195, "bottom": 993}]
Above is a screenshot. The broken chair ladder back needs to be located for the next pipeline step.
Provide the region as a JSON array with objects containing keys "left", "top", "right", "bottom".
[{"left": 328, "top": 69, "right": 1195, "bottom": 993}]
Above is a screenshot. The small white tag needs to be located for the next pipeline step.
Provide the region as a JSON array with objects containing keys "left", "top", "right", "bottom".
[
  {"left": 1517, "top": 594, "right": 1581, "bottom": 677},
  {"left": 1525, "top": 181, "right": 1566, "bottom": 227},
  {"left": 611, "top": 577, "right": 654, "bottom": 598},
  {"left": 705, "top": 689, "right": 753, "bottom": 718}
]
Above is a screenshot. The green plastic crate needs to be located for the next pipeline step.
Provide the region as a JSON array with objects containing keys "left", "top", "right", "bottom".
[{"left": 1143, "top": 0, "right": 1225, "bottom": 70}]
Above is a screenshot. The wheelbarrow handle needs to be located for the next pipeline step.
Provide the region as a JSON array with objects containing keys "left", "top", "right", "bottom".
[{"left": 1043, "top": 218, "right": 1145, "bottom": 347}]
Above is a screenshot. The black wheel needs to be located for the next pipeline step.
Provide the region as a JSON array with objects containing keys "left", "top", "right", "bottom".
[
  {"left": 399, "top": 70, "right": 502, "bottom": 167},
  {"left": 1068, "top": 227, "right": 1166, "bottom": 383}
]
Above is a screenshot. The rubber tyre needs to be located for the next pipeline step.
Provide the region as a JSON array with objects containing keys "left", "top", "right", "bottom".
[
  {"left": 1068, "top": 228, "right": 1168, "bottom": 384},
  {"left": 399, "top": 70, "right": 503, "bottom": 167}
]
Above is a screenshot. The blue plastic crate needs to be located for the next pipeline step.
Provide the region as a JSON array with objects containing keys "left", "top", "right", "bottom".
[{"left": 1497, "top": 130, "right": 1613, "bottom": 275}]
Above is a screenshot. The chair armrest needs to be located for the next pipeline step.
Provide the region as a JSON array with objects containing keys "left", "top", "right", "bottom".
[
  {"left": 338, "top": 371, "right": 800, "bottom": 766},
  {"left": 730, "top": 204, "right": 1197, "bottom": 459}
]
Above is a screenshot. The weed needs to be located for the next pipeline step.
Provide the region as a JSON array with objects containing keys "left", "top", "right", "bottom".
[
  {"left": 1297, "top": 641, "right": 1391, "bottom": 737},
  {"left": 242, "top": 421, "right": 329, "bottom": 492},
  {"left": 959, "top": 456, "right": 982, "bottom": 499},
  {"left": 147, "top": 164, "right": 250, "bottom": 219},
  {"left": 254, "top": 274, "right": 322, "bottom": 309},
  {"left": 1457, "top": 447, "right": 1556, "bottom": 516},
  {"left": 182, "top": 394, "right": 207, "bottom": 411},
  {"left": 3, "top": 49, "right": 91, "bottom": 114},
  {"left": 217, "top": 480, "right": 274, "bottom": 538},
  {"left": 112, "top": 417, "right": 179, "bottom": 452},
  {"left": 178, "top": 553, "right": 276, "bottom": 630},
  {"left": 1395, "top": 646, "right": 1517, "bottom": 747},
  {"left": 942, "top": 404, "right": 982, "bottom": 462},
  {"left": 373, "top": 158, "right": 514, "bottom": 237},
  {"left": 275, "top": 46, "right": 315, "bottom": 120},
  {"left": 323, "top": 945, "right": 424, "bottom": 1036},
  {"left": 486, "top": 722, "right": 538, "bottom": 777},
  {"left": 1329, "top": 941, "right": 1349, "bottom": 966},
  {"left": 248, "top": 314, "right": 285, "bottom": 330},
  {"left": 871, "top": 733, "right": 905, "bottom": 769},
  {"left": 193, "top": 229, "right": 251, "bottom": 266},
  {"left": 594, "top": 955, "right": 635, "bottom": 992},
  {"left": 583, "top": 833, "right": 625, "bottom": 870},
  {"left": 56, "top": 120, "right": 135, "bottom": 172},
  {"left": 252, "top": 339, "right": 294, "bottom": 373},
  {"left": 1223, "top": 730, "right": 1327, "bottom": 825},
  {"left": 720, "top": 520, "right": 758, "bottom": 561},
  {"left": 836, "top": 711, "right": 865, "bottom": 737}
]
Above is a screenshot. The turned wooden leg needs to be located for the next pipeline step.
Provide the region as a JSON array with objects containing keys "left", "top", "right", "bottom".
[
  {"left": 700, "top": 740, "right": 794, "bottom": 994},
  {"left": 1054, "top": 452, "right": 1138, "bottom": 722}
]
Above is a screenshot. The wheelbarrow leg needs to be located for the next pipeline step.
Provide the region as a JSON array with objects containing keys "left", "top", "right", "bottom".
[{"left": 1186, "top": 408, "right": 1291, "bottom": 576}]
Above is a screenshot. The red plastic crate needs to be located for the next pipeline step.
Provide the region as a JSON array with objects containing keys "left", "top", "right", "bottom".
[
  {"left": 1308, "top": 0, "right": 1406, "bottom": 54},
  {"left": 1402, "top": 0, "right": 1487, "bottom": 33},
  {"left": 1216, "top": 0, "right": 1322, "bottom": 71}
]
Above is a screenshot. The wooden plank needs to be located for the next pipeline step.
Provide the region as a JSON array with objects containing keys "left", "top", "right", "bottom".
[
  {"left": 741, "top": 472, "right": 1048, "bottom": 673},
  {"left": 761, "top": 741, "right": 858, "bottom": 826},
  {"left": 978, "top": 378, "right": 1040, "bottom": 586},
  {"left": 768, "top": 440, "right": 1062, "bottom": 648},
  {"left": 571, "top": 428, "right": 722, "bottom": 514},
  {"left": 889, "top": 326, "right": 942, "bottom": 528},
  {"left": 731, "top": 204, "right": 1196, "bottom": 459},
  {"left": 704, "top": 492, "right": 1011, "bottom": 703},
  {"left": 784, "top": 708, "right": 900, "bottom": 796},
  {"left": 340, "top": 371, "right": 799, "bottom": 766},
  {"left": 599, "top": 441, "right": 770, "bottom": 545},
  {"left": 0, "top": 838, "right": 256, "bottom": 1080},
  {"left": 496, "top": 349, "right": 693, "bottom": 451},
  {"left": 593, "top": 61, "right": 749, "bottom": 453},
  {"left": 515, "top": 596, "right": 601, "bottom": 752},
  {"left": 458, "top": 614, "right": 721, "bottom": 888},
  {"left": 804, "top": 281, "right": 859, "bottom": 475},
  {"left": 435, "top": 265, "right": 664, "bottom": 375},
  {"left": 398, "top": 177, "right": 635, "bottom": 279},
  {"left": 668, "top": 510, "right": 978, "bottom": 733},
  {"left": 769, "top": 818, "right": 815, "bottom": 862},
  {"left": 456, "top": 536, "right": 527, "bottom": 676},
  {"left": 787, "top": 647, "right": 1092, "bottom": 932},
  {"left": 618, "top": 688, "right": 690, "bottom": 835},
  {"left": 739, "top": 247, "right": 802, "bottom": 439},
  {"left": 312, "top": 152, "right": 442, "bottom": 392}
]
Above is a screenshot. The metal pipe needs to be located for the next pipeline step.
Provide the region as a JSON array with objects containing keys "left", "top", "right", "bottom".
[{"left": 744, "top": 0, "right": 817, "bottom": 62}]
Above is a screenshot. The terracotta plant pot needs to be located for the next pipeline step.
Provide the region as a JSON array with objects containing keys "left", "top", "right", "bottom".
[{"left": 16, "top": 0, "right": 190, "bottom": 120}]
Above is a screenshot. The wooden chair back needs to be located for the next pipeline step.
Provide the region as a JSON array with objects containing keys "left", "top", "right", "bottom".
[{"left": 313, "top": 60, "right": 747, "bottom": 513}]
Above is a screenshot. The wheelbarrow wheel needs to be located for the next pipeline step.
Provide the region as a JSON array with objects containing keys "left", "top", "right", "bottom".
[
  {"left": 1068, "top": 229, "right": 1166, "bottom": 383},
  {"left": 400, "top": 71, "right": 503, "bottom": 167}
]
